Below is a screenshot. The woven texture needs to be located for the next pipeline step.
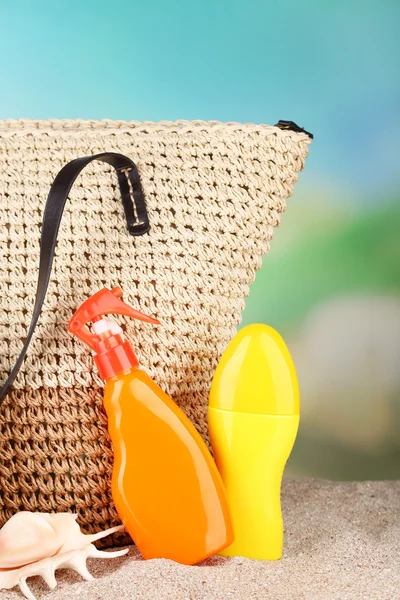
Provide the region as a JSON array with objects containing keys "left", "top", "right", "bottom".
[{"left": 0, "top": 119, "right": 311, "bottom": 542}]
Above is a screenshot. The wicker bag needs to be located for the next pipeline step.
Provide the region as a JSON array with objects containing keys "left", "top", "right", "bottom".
[{"left": 0, "top": 118, "right": 312, "bottom": 544}]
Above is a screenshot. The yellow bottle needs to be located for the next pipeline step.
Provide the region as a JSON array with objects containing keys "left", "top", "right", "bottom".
[{"left": 208, "top": 324, "right": 300, "bottom": 560}]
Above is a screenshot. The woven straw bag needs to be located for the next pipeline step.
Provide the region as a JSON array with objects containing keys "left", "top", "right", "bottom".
[{"left": 0, "top": 118, "right": 312, "bottom": 545}]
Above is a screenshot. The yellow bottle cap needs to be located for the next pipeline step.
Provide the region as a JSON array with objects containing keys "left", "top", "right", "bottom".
[{"left": 209, "top": 324, "right": 300, "bottom": 415}]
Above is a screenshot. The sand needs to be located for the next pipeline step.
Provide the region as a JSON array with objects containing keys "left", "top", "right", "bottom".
[{"left": 1, "top": 479, "right": 399, "bottom": 600}]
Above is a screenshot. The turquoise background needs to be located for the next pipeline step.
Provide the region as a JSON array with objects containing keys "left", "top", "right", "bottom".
[{"left": 1, "top": 0, "right": 399, "bottom": 479}]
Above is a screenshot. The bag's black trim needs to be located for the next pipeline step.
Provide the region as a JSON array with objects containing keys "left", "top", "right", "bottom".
[{"left": 275, "top": 120, "right": 313, "bottom": 140}]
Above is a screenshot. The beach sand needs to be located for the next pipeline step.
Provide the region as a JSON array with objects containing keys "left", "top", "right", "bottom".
[{"left": 1, "top": 479, "right": 399, "bottom": 600}]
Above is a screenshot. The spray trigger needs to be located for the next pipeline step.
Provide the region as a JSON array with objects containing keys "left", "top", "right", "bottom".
[{"left": 68, "top": 287, "right": 159, "bottom": 379}]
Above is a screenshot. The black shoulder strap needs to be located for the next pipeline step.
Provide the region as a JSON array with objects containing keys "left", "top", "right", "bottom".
[{"left": 0, "top": 152, "right": 150, "bottom": 404}]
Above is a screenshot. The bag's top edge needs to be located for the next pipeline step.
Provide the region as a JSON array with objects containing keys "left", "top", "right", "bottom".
[{"left": 0, "top": 118, "right": 312, "bottom": 142}]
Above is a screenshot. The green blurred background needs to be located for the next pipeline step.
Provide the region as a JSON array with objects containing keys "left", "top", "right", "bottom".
[{"left": 1, "top": 0, "right": 399, "bottom": 479}]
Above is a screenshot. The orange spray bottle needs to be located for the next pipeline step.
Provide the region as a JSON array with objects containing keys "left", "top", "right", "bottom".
[{"left": 68, "top": 286, "right": 233, "bottom": 565}]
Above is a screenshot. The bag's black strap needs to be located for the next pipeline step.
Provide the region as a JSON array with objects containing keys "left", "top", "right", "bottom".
[{"left": 0, "top": 152, "right": 150, "bottom": 405}]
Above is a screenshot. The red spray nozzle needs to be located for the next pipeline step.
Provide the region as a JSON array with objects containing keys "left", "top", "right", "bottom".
[{"left": 68, "top": 286, "right": 159, "bottom": 379}]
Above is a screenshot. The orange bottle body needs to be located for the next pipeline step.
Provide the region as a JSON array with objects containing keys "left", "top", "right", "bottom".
[{"left": 103, "top": 366, "right": 234, "bottom": 565}]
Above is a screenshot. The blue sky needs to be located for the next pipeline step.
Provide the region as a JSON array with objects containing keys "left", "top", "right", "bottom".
[{"left": 0, "top": 0, "right": 398, "bottom": 195}]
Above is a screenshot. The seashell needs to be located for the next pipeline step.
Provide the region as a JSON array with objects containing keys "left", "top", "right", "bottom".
[{"left": 0, "top": 512, "right": 128, "bottom": 600}]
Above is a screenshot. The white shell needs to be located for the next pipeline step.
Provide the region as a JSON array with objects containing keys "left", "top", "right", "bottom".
[{"left": 0, "top": 512, "right": 128, "bottom": 600}]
